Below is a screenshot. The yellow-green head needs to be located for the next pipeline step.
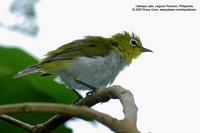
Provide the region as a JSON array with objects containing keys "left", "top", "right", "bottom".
[{"left": 110, "top": 31, "right": 152, "bottom": 64}]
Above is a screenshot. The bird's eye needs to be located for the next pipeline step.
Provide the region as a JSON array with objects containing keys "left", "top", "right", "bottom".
[{"left": 130, "top": 39, "right": 137, "bottom": 47}]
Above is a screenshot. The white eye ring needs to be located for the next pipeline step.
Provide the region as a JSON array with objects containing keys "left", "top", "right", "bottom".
[{"left": 130, "top": 39, "right": 137, "bottom": 47}]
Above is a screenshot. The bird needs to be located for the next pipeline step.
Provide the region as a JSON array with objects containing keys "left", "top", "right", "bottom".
[{"left": 14, "top": 31, "right": 152, "bottom": 97}]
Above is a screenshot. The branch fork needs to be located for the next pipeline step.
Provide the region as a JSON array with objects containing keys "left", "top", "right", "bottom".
[{"left": 0, "top": 85, "right": 140, "bottom": 133}]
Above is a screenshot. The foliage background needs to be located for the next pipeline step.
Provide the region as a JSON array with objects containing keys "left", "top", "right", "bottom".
[{"left": 0, "top": 47, "right": 76, "bottom": 132}]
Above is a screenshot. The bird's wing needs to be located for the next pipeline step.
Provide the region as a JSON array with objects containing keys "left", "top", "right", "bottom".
[{"left": 41, "top": 36, "right": 113, "bottom": 63}]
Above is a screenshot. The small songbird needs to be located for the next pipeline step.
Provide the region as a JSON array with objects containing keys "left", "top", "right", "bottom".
[{"left": 15, "top": 31, "right": 152, "bottom": 95}]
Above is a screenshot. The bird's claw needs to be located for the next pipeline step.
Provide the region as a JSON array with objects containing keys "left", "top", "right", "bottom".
[{"left": 86, "top": 90, "right": 95, "bottom": 97}]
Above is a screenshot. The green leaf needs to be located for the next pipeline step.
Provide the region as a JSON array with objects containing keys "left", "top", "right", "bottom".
[{"left": 0, "top": 46, "right": 76, "bottom": 133}]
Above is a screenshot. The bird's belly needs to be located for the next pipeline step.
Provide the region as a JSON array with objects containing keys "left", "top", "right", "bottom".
[{"left": 57, "top": 52, "right": 126, "bottom": 90}]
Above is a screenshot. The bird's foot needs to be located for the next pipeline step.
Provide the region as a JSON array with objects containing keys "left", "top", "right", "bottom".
[
  {"left": 73, "top": 75, "right": 99, "bottom": 101},
  {"left": 86, "top": 90, "right": 96, "bottom": 96}
]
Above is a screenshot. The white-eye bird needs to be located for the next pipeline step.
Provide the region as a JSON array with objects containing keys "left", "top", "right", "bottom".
[{"left": 15, "top": 31, "right": 152, "bottom": 96}]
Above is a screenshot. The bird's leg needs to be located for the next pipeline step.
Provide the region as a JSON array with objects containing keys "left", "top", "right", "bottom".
[
  {"left": 74, "top": 75, "right": 97, "bottom": 97},
  {"left": 74, "top": 75, "right": 96, "bottom": 90},
  {"left": 75, "top": 79, "right": 96, "bottom": 90}
]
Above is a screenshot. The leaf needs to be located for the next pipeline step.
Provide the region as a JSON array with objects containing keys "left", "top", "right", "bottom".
[{"left": 0, "top": 46, "right": 76, "bottom": 133}]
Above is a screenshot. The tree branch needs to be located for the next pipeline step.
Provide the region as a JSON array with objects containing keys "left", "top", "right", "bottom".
[
  {"left": 0, "top": 114, "right": 34, "bottom": 131},
  {"left": 108, "top": 85, "right": 138, "bottom": 127},
  {"left": 0, "top": 85, "right": 140, "bottom": 133},
  {"left": 0, "top": 102, "right": 121, "bottom": 131}
]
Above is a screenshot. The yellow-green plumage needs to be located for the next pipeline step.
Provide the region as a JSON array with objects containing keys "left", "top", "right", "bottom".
[
  {"left": 111, "top": 32, "right": 143, "bottom": 64},
  {"left": 15, "top": 31, "right": 152, "bottom": 91}
]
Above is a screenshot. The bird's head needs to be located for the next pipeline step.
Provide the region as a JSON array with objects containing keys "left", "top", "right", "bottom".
[{"left": 111, "top": 31, "right": 152, "bottom": 64}]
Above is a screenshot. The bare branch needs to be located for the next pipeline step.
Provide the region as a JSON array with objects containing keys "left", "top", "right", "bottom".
[
  {"left": 32, "top": 85, "right": 113, "bottom": 132},
  {"left": 0, "top": 114, "right": 34, "bottom": 131},
  {"left": 35, "top": 85, "right": 137, "bottom": 132},
  {"left": 0, "top": 103, "right": 120, "bottom": 132},
  {"left": 0, "top": 85, "right": 140, "bottom": 133}
]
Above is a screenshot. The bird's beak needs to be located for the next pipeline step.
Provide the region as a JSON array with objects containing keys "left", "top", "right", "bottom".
[{"left": 142, "top": 47, "right": 153, "bottom": 52}]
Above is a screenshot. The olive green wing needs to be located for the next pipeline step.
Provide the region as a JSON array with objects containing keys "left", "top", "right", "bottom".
[{"left": 41, "top": 36, "right": 113, "bottom": 63}]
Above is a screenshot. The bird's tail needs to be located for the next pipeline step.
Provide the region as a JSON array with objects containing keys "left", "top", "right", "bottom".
[{"left": 14, "top": 65, "right": 41, "bottom": 78}]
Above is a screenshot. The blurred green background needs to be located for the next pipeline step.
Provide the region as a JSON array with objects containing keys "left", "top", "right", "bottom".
[{"left": 0, "top": 46, "right": 76, "bottom": 132}]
